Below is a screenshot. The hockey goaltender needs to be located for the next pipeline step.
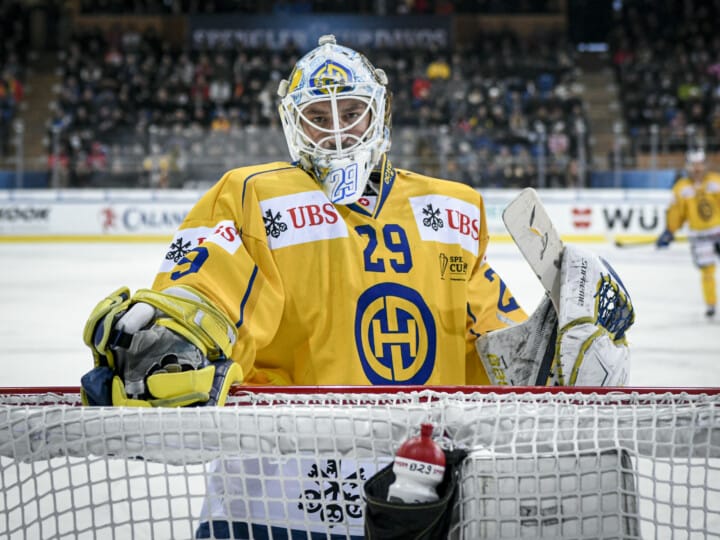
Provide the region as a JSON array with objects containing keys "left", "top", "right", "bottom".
[{"left": 80, "top": 35, "right": 635, "bottom": 539}]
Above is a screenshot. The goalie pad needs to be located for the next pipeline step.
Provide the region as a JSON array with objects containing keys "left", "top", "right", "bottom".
[
  {"left": 476, "top": 245, "right": 634, "bottom": 387},
  {"left": 81, "top": 286, "right": 242, "bottom": 407}
]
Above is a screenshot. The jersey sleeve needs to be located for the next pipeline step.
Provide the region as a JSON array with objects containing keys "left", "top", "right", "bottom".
[
  {"left": 665, "top": 180, "right": 689, "bottom": 233},
  {"left": 464, "top": 195, "right": 528, "bottom": 385},
  {"left": 151, "top": 170, "right": 286, "bottom": 383},
  {"left": 708, "top": 173, "right": 720, "bottom": 223}
]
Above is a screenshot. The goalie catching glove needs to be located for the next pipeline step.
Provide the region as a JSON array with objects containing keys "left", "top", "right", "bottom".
[
  {"left": 81, "top": 286, "right": 242, "bottom": 407},
  {"left": 477, "top": 245, "right": 634, "bottom": 386}
]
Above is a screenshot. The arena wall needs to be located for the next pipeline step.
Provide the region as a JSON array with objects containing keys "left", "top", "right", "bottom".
[{"left": 0, "top": 189, "right": 670, "bottom": 242}]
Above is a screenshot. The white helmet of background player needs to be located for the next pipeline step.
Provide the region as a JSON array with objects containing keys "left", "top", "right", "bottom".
[
  {"left": 686, "top": 148, "right": 706, "bottom": 180},
  {"left": 686, "top": 148, "right": 706, "bottom": 165},
  {"left": 277, "top": 35, "right": 391, "bottom": 205}
]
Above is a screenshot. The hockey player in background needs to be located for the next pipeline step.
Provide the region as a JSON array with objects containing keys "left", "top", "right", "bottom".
[
  {"left": 657, "top": 149, "right": 720, "bottom": 318},
  {"left": 80, "top": 36, "right": 635, "bottom": 538}
]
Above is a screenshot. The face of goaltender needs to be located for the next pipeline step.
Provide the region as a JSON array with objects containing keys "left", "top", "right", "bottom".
[{"left": 299, "top": 98, "right": 373, "bottom": 152}]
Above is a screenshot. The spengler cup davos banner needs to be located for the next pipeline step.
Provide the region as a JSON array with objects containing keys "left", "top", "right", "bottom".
[{"left": 188, "top": 15, "right": 453, "bottom": 51}]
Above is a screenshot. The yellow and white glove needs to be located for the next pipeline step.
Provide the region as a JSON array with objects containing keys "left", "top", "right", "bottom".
[
  {"left": 81, "top": 286, "right": 242, "bottom": 407},
  {"left": 476, "top": 245, "right": 634, "bottom": 387},
  {"left": 551, "top": 245, "right": 634, "bottom": 386}
]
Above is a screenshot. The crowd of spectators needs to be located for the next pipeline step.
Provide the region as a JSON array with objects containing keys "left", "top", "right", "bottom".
[
  {"left": 21, "top": 0, "right": 720, "bottom": 189},
  {"left": 0, "top": 1, "right": 29, "bottom": 159},
  {"left": 610, "top": 0, "right": 720, "bottom": 154},
  {"left": 48, "top": 22, "right": 586, "bottom": 188}
]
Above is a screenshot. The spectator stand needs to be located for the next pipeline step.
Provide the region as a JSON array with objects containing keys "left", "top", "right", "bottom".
[
  {"left": 610, "top": 0, "right": 720, "bottom": 163},
  {"left": 46, "top": 16, "right": 586, "bottom": 190},
  {"left": 0, "top": 1, "right": 29, "bottom": 163}
]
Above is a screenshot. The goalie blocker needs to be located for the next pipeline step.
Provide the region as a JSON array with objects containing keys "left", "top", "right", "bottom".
[
  {"left": 81, "top": 286, "right": 242, "bottom": 408},
  {"left": 476, "top": 244, "right": 634, "bottom": 387}
]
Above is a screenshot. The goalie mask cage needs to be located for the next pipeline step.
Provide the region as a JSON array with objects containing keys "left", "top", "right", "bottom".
[{"left": 1, "top": 386, "right": 719, "bottom": 540}]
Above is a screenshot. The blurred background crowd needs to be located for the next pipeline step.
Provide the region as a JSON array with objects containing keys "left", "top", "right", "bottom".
[{"left": 1, "top": 0, "right": 719, "bottom": 190}]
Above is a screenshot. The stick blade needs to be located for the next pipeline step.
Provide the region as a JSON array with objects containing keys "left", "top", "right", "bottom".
[
  {"left": 502, "top": 188, "right": 563, "bottom": 308},
  {"left": 613, "top": 236, "right": 657, "bottom": 248}
]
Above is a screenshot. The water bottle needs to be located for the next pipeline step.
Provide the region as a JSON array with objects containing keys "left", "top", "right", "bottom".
[{"left": 387, "top": 423, "right": 446, "bottom": 503}]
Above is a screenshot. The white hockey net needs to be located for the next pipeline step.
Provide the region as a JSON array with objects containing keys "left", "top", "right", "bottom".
[{"left": 1, "top": 386, "right": 719, "bottom": 540}]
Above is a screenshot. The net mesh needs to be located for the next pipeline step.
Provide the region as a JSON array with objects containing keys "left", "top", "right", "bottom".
[{"left": 1, "top": 387, "right": 719, "bottom": 539}]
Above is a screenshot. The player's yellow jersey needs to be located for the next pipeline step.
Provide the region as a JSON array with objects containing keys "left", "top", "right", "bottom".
[
  {"left": 666, "top": 171, "right": 720, "bottom": 235},
  {"left": 152, "top": 159, "right": 527, "bottom": 386}
]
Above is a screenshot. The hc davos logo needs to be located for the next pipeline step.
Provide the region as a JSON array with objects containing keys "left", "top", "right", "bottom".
[
  {"left": 310, "top": 61, "right": 353, "bottom": 95},
  {"left": 355, "top": 283, "right": 436, "bottom": 385}
]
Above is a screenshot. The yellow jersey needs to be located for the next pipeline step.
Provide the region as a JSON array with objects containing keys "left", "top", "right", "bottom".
[
  {"left": 666, "top": 171, "right": 720, "bottom": 236},
  {"left": 153, "top": 159, "right": 526, "bottom": 386}
]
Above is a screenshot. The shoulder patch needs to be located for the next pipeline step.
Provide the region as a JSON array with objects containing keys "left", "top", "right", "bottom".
[
  {"left": 158, "top": 220, "right": 241, "bottom": 273},
  {"left": 260, "top": 192, "right": 349, "bottom": 249},
  {"left": 409, "top": 195, "right": 481, "bottom": 256}
]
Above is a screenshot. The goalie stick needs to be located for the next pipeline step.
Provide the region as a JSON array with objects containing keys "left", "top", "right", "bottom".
[
  {"left": 613, "top": 237, "right": 657, "bottom": 248},
  {"left": 614, "top": 235, "right": 688, "bottom": 248},
  {"left": 502, "top": 188, "right": 563, "bottom": 310},
  {"left": 502, "top": 188, "right": 563, "bottom": 385}
]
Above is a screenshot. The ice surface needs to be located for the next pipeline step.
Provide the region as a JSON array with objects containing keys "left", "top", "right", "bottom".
[
  {"left": 0, "top": 240, "right": 717, "bottom": 388},
  {"left": 1, "top": 239, "right": 718, "bottom": 539}
]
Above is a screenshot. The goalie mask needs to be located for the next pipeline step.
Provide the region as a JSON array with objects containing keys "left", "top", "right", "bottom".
[{"left": 278, "top": 35, "right": 391, "bottom": 205}]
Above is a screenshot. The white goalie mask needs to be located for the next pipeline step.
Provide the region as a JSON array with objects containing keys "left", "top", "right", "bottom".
[{"left": 278, "top": 35, "right": 391, "bottom": 205}]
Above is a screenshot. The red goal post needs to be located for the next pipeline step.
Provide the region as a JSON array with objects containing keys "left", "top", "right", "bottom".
[
  {"left": 1, "top": 385, "right": 719, "bottom": 539},
  {"left": 2, "top": 383, "right": 719, "bottom": 402}
]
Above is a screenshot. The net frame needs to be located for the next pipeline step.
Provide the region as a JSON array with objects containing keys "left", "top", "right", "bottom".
[
  {"left": 1, "top": 385, "right": 719, "bottom": 540},
  {"left": 2, "top": 383, "right": 719, "bottom": 402}
]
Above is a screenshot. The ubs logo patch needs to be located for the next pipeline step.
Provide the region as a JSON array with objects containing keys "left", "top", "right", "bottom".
[
  {"left": 410, "top": 195, "right": 481, "bottom": 257},
  {"left": 355, "top": 283, "right": 436, "bottom": 384},
  {"left": 261, "top": 192, "right": 349, "bottom": 250},
  {"left": 264, "top": 209, "right": 288, "bottom": 238},
  {"left": 422, "top": 203, "right": 444, "bottom": 231},
  {"left": 165, "top": 237, "right": 193, "bottom": 263}
]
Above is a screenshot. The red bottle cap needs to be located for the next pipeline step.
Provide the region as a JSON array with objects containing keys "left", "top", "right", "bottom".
[{"left": 396, "top": 423, "right": 446, "bottom": 467}]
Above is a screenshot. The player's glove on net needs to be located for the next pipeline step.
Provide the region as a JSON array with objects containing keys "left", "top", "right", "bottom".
[{"left": 81, "top": 286, "right": 241, "bottom": 407}]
